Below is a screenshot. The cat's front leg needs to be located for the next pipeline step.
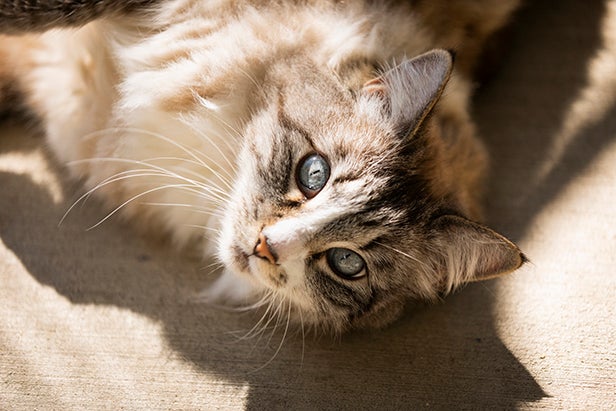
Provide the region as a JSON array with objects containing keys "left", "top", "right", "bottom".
[{"left": 22, "top": 24, "right": 117, "bottom": 177}]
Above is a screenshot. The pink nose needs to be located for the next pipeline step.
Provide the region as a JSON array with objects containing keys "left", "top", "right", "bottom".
[{"left": 254, "top": 232, "right": 277, "bottom": 264}]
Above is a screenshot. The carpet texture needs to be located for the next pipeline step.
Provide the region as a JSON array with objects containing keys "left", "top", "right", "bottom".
[{"left": 1, "top": 0, "right": 615, "bottom": 409}]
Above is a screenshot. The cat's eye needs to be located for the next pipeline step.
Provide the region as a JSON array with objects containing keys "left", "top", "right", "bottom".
[
  {"left": 297, "top": 153, "right": 330, "bottom": 198},
  {"left": 326, "top": 248, "right": 366, "bottom": 279}
]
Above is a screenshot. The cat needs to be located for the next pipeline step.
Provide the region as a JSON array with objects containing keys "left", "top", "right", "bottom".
[{"left": 0, "top": 0, "right": 524, "bottom": 333}]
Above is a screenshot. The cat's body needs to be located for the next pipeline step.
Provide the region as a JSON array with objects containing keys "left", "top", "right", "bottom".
[{"left": 0, "top": 0, "right": 524, "bottom": 332}]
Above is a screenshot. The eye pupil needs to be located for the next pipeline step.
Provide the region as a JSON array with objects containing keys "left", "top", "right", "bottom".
[
  {"left": 326, "top": 248, "right": 366, "bottom": 279},
  {"left": 298, "top": 153, "right": 330, "bottom": 196}
]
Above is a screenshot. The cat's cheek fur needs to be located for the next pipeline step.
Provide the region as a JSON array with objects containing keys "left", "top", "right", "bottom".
[{"left": 351, "top": 298, "right": 406, "bottom": 330}]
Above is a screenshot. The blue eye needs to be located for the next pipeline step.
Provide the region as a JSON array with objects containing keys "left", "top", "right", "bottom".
[
  {"left": 326, "top": 248, "right": 366, "bottom": 279},
  {"left": 297, "top": 153, "right": 330, "bottom": 198}
]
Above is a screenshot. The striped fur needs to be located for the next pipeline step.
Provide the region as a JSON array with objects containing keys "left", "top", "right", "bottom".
[{"left": 0, "top": 0, "right": 524, "bottom": 332}]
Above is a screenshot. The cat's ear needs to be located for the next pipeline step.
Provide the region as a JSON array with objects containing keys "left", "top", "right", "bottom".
[
  {"left": 362, "top": 49, "right": 454, "bottom": 137},
  {"left": 430, "top": 214, "right": 526, "bottom": 291}
]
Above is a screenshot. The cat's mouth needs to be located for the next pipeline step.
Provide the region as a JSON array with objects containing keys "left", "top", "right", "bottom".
[
  {"left": 225, "top": 221, "right": 303, "bottom": 291},
  {"left": 228, "top": 242, "right": 291, "bottom": 290},
  {"left": 229, "top": 243, "right": 279, "bottom": 285},
  {"left": 246, "top": 253, "right": 290, "bottom": 288}
]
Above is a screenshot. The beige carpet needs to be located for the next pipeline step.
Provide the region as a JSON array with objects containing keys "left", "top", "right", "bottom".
[{"left": 1, "top": 1, "right": 615, "bottom": 409}]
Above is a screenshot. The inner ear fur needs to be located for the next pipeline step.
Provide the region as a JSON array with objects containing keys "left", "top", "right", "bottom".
[
  {"left": 361, "top": 49, "right": 454, "bottom": 138},
  {"left": 430, "top": 214, "right": 526, "bottom": 292}
]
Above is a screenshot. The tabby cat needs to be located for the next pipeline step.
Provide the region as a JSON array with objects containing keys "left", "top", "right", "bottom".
[{"left": 0, "top": 0, "right": 524, "bottom": 332}]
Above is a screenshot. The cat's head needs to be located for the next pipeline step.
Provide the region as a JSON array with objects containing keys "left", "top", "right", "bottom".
[{"left": 215, "top": 50, "right": 524, "bottom": 332}]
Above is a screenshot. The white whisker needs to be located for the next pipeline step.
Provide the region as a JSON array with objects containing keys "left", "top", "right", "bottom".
[
  {"left": 139, "top": 155, "right": 235, "bottom": 191},
  {"left": 87, "top": 183, "right": 209, "bottom": 230},
  {"left": 247, "top": 295, "right": 283, "bottom": 350},
  {"left": 176, "top": 112, "right": 238, "bottom": 172},
  {"left": 62, "top": 170, "right": 228, "bottom": 228},
  {"left": 69, "top": 157, "right": 231, "bottom": 201},
  {"left": 183, "top": 224, "right": 220, "bottom": 234},
  {"left": 201, "top": 260, "right": 226, "bottom": 272},
  {"left": 375, "top": 241, "right": 431, "bottom": 272},
  {"left": 142, "top": 202, "right": 225, "bottom": 219},
  {"left": 79, "top": 127, "right": 237, "bottom": 189},
  {"left": 263, "top": 296, "right": 288, "bottom": 349},
  {"left": 230, "top": 292, "right": 277, "bottom": 341},
  {"left": 82, "top": 126, "right": 207, "bottom": 167},
  {"left": 179, "top": 110, "right": 240, "bottom": 175},
  {"left": 251, "top": 298, "right": 292, "bottom": 373},
  {"left": 298, "top": 306, "right": 305, "bottom": 369},
  {"left": 60, "top": 169, "right": 170, "bottom": 227}
]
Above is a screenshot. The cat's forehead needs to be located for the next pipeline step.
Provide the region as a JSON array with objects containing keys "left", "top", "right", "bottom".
[
  {"left": 276, "top": 93, "right": 397, "bottom": 160},
  {"left": 265, "top": 59, "right": 399, "bottom": 154},
  {"left": 276, "top": 74, "right": 353, "bottom": 127}
]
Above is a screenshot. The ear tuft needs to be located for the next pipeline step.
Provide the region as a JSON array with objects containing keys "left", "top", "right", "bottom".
[
  {"left": 430, "top": 215, "right": 525, "bottom": 293},
  {"left": 361, "top": 49, "right": 454, "bottom": 137}
]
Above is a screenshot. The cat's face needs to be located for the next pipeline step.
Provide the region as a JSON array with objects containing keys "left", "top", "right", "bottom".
[{"left": 216, "top": 51, "right": 524, "bottom": 332}]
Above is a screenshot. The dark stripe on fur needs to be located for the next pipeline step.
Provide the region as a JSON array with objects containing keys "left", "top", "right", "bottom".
[
  {"left": 310, "top": 267, "right": 372, "bottom": 312},
  {"left": 0, "top": 0, "right": 159, "bottom": 34}
]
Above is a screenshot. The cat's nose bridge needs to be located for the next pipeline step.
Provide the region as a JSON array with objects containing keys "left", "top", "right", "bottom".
[{"left": 257, "top": 219, "right": 309, "bottom": 264}]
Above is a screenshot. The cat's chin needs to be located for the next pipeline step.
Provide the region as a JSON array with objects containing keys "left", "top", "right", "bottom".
[{"left": 201, "top": 269, "right": 266, "bottom": 310}]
